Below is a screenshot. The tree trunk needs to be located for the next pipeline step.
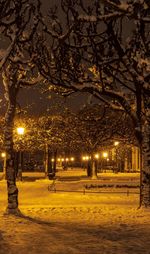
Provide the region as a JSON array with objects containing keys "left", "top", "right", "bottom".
[
  {"left": 4, "top": 102, "right": 20, "bottom": 214},
  {"left": 86, "top": 153, "right": 98, "bottom": 179},
  {"left": 87, "top": 160, "right": 92, "bottom": 177},
  {"left": 45, "top": 144, "right": 54, "bottom": 179},
  {"left": 141, "top": 118, "right": 150, "bottom": 207},
  {"left": 91, "top": 157, "right": 98, "bottom": 180},
  {"left": 17, "top": 151, "right": 23, "bottom": 181},
  {"left": 53, "top": 150, "right": 57, "bottom": 173},
  {"left": 45, "top": 143, "right": 50, "bottom": 178},
  {"left": 3, "top": 67, "right": 20, "bottom": 214}
]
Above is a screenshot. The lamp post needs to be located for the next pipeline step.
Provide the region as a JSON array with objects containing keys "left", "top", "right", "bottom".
[
  {"left": 114, "top": 141, "right": 119, "bottom": 173},
  {"left": 94, "top": 154, "right": 99, "bottom": 174},
  {"left": 114, "top": 141, "right": 119, "bottom": 146},
  {"left": 1, "top": 152, "right": 6, "bottom": 180},
  {"left": 70, "top": 157, "right": 74, "bottom": 169},
  {"left": 82, "top": 155, "right": 88, "bottom": 171},
  {"left": 103, "top": 152, "right": 108, "bottom": 158},
  {"left": 17, "top": 127, "right": 25, "bottom": 181},
  {"left": 102, "top": 152, "right": 108, "bottom": 172}
]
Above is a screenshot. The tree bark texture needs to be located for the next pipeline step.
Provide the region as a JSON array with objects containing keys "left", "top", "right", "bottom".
[
  {"left": 141, "top": 117, "right": 150, "bottom": 207},
  {"left": 3, "top": 67, "right": 19, "bottom": 214},
  {"left": 4, "top": 102, "right": 19, "bottom": 213},
  {"left": 87, "top": 153, "right": 97, "bottom": 179}
]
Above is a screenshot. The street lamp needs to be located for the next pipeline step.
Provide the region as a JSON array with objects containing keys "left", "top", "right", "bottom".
[
  {"left": 17, "top": 127, "right": 25, "bottom": 180},
  {"left": 1, "top": 152, "right": 6, "bottom": 179},
  {"left": 114, "top": 141, "right": 119, "bottom": 146},
  {"left": 70, "top": 157, "right": 74, "bottom": 162},
  {"left": 103, "top": 152, "right": 108, "bottom": 158},
  {"left": 1, "top": 152, "right": 6, "bottom": 158},
  {"left": 102, "top": 152, "right": 108, "bottom": 172},
  {"left": 94, "top": 154, "right": 99, "bottom": 173},
  {"left": 95, "top": 154, "right": 99, "bottom": 159},
  {"left": 70, "top": 157, "right": 75, "bottom": 169},
  {"left": 17, "top": 127, "right": 25, "bottom": 135},
  {"left": 114, "top": 141, "right": 119, "bottom": 172}
]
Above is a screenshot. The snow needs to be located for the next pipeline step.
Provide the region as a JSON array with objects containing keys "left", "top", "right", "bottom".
[{"left": 0, "top": 171, "right": 150, "bottom": 254}]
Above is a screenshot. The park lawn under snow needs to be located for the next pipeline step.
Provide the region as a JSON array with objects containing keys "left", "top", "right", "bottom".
[{"left": 0, "top": 174, "right": 150, "bottom": 254}]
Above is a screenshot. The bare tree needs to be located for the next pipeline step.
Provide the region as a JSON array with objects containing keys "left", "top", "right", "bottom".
[
  {"left": 35, "top": 0, "right": 150, "bottom": 207},
  {"left": 0, "top": 0, "right": 43, "bottom": 214},
  {"left": 69, "top": 104, "right": 134, "bottom": 178}
]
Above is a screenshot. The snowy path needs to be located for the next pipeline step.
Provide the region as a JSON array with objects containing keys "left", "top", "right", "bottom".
[
  {"left": 1, "top": 207, "right": 150, "bottom": 254},
  {"left": 0, "top": 177, "right": 150, "bottom": 254}
]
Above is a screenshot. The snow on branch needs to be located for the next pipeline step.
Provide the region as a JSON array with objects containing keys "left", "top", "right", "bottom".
[
  {"left": 77, "top": 12, "right": 124, "bottom": 22},
  {"left": 19, "top": 75, "right": 44, "bottom": 87}
]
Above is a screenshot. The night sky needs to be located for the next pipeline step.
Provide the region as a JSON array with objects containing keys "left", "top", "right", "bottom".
[
  {"left": 0, "top": 80, "right": 93, "bottom": 116},
  {"left": 17, "top": 88, "right": 92, "bottom": 116},
  {"left": 0, "top": 0, "right": 97, "bottom": 117},
  {"left": 0, "top": 0, "right": 131, "bottom": 117}
]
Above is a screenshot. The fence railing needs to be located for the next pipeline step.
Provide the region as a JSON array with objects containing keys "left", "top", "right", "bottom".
[{"left": 48, "top": 184, "right": 140, "bottom": 196}]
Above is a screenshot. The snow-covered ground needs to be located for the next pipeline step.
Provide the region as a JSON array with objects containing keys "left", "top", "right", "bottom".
[{"left": 0, "top": 171, "right": 150, "bottom": 254}]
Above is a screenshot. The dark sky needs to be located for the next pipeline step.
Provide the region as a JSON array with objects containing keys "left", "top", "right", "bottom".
[
  {"left": 0, "top": 81, "right": 93, "bottom": 116},
  {"left": 17, "top": 88, "right": 92, "bottom": 116},
  {"left": 0, "top": 0, "right": 128, "bottom": 117},
  {"left": 0, "top": 0, "right": 96, "bottom": 117}
]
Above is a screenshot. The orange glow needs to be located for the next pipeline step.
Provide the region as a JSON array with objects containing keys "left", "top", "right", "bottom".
[
  {"left": 103, "top": 152, "right": 108, "bottom": 158},
  {"left": 17, "top": 127, "right": 25, "bottom": 135},
  {"left": 114, "top": 141, "right": 119, "bottom": 146},
  {"left": 1, "top": 152, "right": 6, "bottom": 158},
  {"left": 95, "top": 154, "right": 99, "bottom": 159}
]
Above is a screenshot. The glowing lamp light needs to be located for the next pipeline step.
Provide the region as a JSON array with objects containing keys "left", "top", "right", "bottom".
[
  {"left": 17, "top": 127, "right": 25, "bottom": 135},
  {"left": 66, "top": 158, "right": 69, "bottom": 162},
  {"left": 61, "top": 158, "right": 64, "bottom": 162},
  {"left": 103, "top": 152, "right": 108, "bottom": 158},
  {"left": 114, "top": 141, "right": 119, "bottom": 146},
  {"left": 82, "top": 156, "right": 90, "bottom": 161},
  {"left": 57, "top": 158, "right": 61, "bottom": 162},
  {"left": 51, "top": 158, "right": 54, "bottom": 162},
  {"left": 95, "top": 154, "right": 99, "bottom": 159},
  {"left": 1, "top": 152, "right": 6, "bottom": 158},
  {"left": 70, "top": 157, "right": 74, "bottom": 161}
]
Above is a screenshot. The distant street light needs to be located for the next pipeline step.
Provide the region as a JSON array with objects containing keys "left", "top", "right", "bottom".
[
  {"left": 95, "top": 154, "right": 99, "bottom": 159},
  {"left": 114, "top": 141, "right": 120, "bottom": 172},
  {"left": 82, "top": 155, "right": 91, "bottom": 161},
  {"left": 101, "top": 152, "right": 109, "bottom": 172},
  {"left": 114, "top": 141, "right": 119, "bottom": 146},
  {"left": 1, "top": 152, "right": 6, "bottom": 180},
  {"left": 82, "top": 155, "right": 90, "bottom": 170},
  {"left": 82, "top": 156, "right": 86, "bottom": 161},
  {"left": 103, "top": 152, "right": 108, "bottom": 158},
  {"left": 70, "top": 157, "right": 75, "bottom": 169},
  {"left": 17, "top": 126, "right": 25, "bottom": 180}
]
